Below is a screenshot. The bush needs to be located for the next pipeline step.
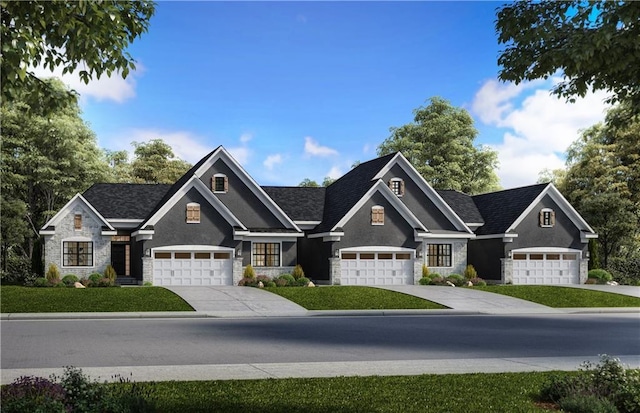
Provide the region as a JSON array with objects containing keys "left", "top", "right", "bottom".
[
  {"left": 296, "top": 276, "right": 310, "bottom": 286},
  {"left": 243, "top": 264, "right": 256, "bottom": 279},
  {"left": 143, "top": 281, "right": 153, "bottom": 287},
  {"left": 557, "top": 394, "right": 618, "bottom": 413},
  {"left": 256, "top": 275, "right": 272, "bottom": 285},
  {"left": 0, "top": 253, "right": 37, "bottom": 286},
  {"left": 33, "top": 277, "right": 49, "bottom": 287},
  {"left": 0, "top": 375, "right": 67, "bottom": 413},
  {"left": 238, "top": 277, "right": 258, "bottom": 287},
  {"left": 469, "top": 277, "right": 486, "bottom": 287},
  {"left": 463, "top": 264, "right": 478, "bottom": 280},
  {"left": 62, "top": 274, "right": 79, "bottom": 287},
  {"left": 292, "top": 264, "right": 305, "bottom": 280},
  {"left": 422, "top": 264, "right": 430, "bottom": 278},
  {"left": 585, "top": 278, "right": 598, "bottom": 285},
  {"left": 274, "top": 278, "right": 288, "bottom": 287},
  {"left": 88, "top": 273, "right": 102, "bottom": 286},
  {"left": 418, "top": 277, "right": 430, "bottom": 285},
  {"left": 80, "top": 278, "right": 90, "bottom": 287},
  {"left": 46, "top": 263, "right": 61, "bottom": 284},
  {"left": 104, "top": 264, "right": 117, "bottom": 282},
  {"left": 609, "top": 254, "right": 640, "bottom": 286},
  {"left": 445, "top": 274, "right": 465, "bottom": 286},
  {"left": 94, "top": 277, "right": 115, "bottom": 288},
  {"left": 429, "top": 276, "right": 444, "bottom": 285},
  {"left": 588, "top": 269, "right": 613, "bottom": 283},
  {"left": 265, "top": 281, "right": 276, "bottom": 288},
  {"left": 277, "top": 274, "right": 296, "bottom": 286}
]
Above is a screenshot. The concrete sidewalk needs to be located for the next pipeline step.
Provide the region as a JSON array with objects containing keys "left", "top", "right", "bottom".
[{"left": 560, "top": 284, "right": 640, "bottom": 298}]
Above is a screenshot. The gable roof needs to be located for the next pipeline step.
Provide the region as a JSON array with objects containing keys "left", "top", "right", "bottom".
[
  {"left": 471, "top": 183, "right": 549, "bottom": 235},
  {"left": 436, "top": 190, "right": 484, "bottom": 225},
  {"left": 83, "top": 183, "right": 172, "bottom": 219},
  {"left": 39, "top": 193, "right": 115, "bottom": 233},
  {"left": 262, "top": 186, "right": 325, "bottom": 222}
]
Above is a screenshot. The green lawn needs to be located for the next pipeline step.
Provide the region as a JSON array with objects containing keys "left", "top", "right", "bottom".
[
  {"left": 124, "top": 372, "right": 555, "bottom": 412},
  {"left": 265, "top": 286, "right": 448, "bottom": 310},
  {"left": 474, "top": 285, "right": 640, "bottom": 307},
  {"left": 0, "top": 286, "right": 194, "bottom": 313}
]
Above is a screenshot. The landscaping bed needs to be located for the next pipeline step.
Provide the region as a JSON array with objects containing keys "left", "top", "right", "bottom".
[{"left": 473, "top": 285, "right": 640, "bottom": 307}]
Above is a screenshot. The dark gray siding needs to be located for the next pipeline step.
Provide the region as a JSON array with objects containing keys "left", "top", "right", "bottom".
[
  {"left": 146, "top": 187, "right": 239, "bottom": 249},
  {"left": 468, "top": 238, "right": 504, "bottom": 281},
  {"left": 241, "top": 240, "right": 297, "bottom": 268},
  {"left": 200, "top": 159, "right": 284, "bottom": 228},
  {"left": 335, "top": 191, "right": 419, "bottom": 250},
  {"left": 382, "top": 164, "right": 457, "bottom": 231},
  {"left": 131, "top": 240, "right": 145, "bottom": 280},
  {"left": 297, "top": 236, "right": 330, "bottom": 282}
]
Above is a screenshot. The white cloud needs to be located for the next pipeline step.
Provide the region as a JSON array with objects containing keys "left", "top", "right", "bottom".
[
  {"left": 114, "top": 129, "right": 212, "bottom": 164},
  {"left": 326, "top": 165, "right": 343, "bottom": 180},
  {"left": 263, "top": 154, "right": 283, "bottom": 170},
  {"left": 30, "top": 61, "right": 142, "bottom": 103},
  {"left": 304, "top": 136, "right": 338, "bottom": 157},
  {"left": 240, "top": 133, "right": 253, "bottom": 144},
  {"left": 472, "top": 79, "right": 610, "bottom": 188}
]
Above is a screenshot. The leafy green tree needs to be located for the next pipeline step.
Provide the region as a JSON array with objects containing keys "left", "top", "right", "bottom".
[
  {"left": 1, "top": 1, "right": 155, "bottom": 113},
  {"left": 560, "top": 103, "right": 640, "bottom": 267},
  {"left": 105, "top": 149, "right": 133, "bottom": 183},
  {"left": 537, "top": 168, "right": 566, "bottom": 187},
  {"left": 496, "top": 1, "right": 640, "bottom": 109},
  {"left": 378, "top": 97, "right": 500, "bottom": 194},
  {"left": 130, "top": 139, "right": 191, "bottom": 184},
  {"left": 322, "top": 177, "right": 336, "bottom": 187},
  {"left": 1, "top": 79, "right": 110, "bottom": 271},
  {"left": 299, "top": 179, "right": 319, "bottom": 187}
]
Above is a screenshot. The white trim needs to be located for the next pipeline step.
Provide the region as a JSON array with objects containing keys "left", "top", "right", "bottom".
[
  {"left": 236, "top": 232, "right": 304, "bottom": 239},
  {"left": 194, "top": 147, "right": 301, "bottom": 232},
  {"left": 60, "top": 238, "right": 95, "bottom": 269},
  {"left": 507, "top": 184, "right": 596, "bottom": 234},
  {"left": 39, "top": 193, "right": 115, "bottom": 234},
  {"left": 417, "top": 232, "right": 475, "bottom": 239},
  {"left": 581, "top": 232, "right": 598, "bottom": 243},
  {"left": 295, "top": 221, "right": 321, "bottom": 230},
  {"left": 340, "top": 246, "right": 415, "bottom": 253},
  {"left": 212, "top": 173, "right": 228, "bottom": 193},
  {"left": 511, "top": 247, "right": 582, "bottom": 254},
  {"left": 474, "top": 233, "right": 519, "bottom": 240},
  {"left": 132, "top": 229, "right": 154, "bottom": 241},
  {"left": 152, "top": 245, "right": 234, "bottom": 252},
  {"left": 141, "top": 176, "right": 246, "bottom": 230},
  {"left": 250, "top": 241, "right": 283, "bottom": 268},
  {"left": 308, "top": 231, "right": 345, "bottom": 239},
  {"left": 106, "top": 219, "right": 143, "bottom": 229},
  {"left": 101, "top": 230, "right": 118, "bottom": 236},
  {"left": 372, "top": 153, "right": 473, "bottom": 234},
  {"left": 389, "top": 177, "right": 404, "bottom": 197},
  {"left": 333, "top": 180, "right": 427, "bottom": 232},
  {"left": 540, "top": 207, "right": 554, "bottom": 228}
]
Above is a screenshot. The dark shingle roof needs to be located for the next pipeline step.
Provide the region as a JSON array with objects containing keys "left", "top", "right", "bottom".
[
  {"left": 83, "top": 183, "right": 172, "bottom": 219},
  {"left": 313, "top": 153, "right": 397, "bottom": 233},
  {"left": 262, "top": 186, "right": 326, "bottom": 221},
  {"left": 471, "top": 183, "right": 548, "bottom": 235},
  {"left": 436, "top": 190, "right": 484, "bottom": 224}
]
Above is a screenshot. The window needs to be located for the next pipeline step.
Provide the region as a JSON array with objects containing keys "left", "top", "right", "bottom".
[
  {"left": 63, "top": 241, "right": 93, "bottom": 267},
  {"left": 427, "top": 244, "right": 452, "bottom": 267},
  {"left": 212, "top": 174, "right": 228, "bottom": 193},
  {"left": 186, "top": 203, "right": 200, "bottom": 223},
  {"left": 74, "top": 214, "right": 82, "bottom": 230},
  {"left": 371, "top": 206, "right": 384, "bottom": 225},
  {"left": 540, "top": 208, "right": 555, "bottom": 227},
  {"left": 396, "top": 253, "right": 411, "bottom": 260},
  {"left": 154, "top": 252, "right": 171, "bottom": 259},
  {"left": 175, "top": 252, "right": 191, "bottom": 259},
  {"left": 389, "top": 178, "right": 405, "bottom": 197},
  {"left": 252, "top": 243, "right": 280, "bottom": 267}
]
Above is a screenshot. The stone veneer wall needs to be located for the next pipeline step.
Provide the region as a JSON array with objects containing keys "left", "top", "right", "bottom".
[
  {"left": 249, "top": 266, "right": 295, "bottom": 282},
  {"left": 425, "top": 241, "right": 468, "bottom": 277},
  {"left": 44, "top": 204, "right": 111, "bottom": 278},
  {"left": 580, "top": 259, "right": 589, "bottom": 284},
  {"left": 329, "top": 257, "right": 341, "bottom": 285},
  {"left": 501, "top": 258, "right": 513, "bottom": 284}
]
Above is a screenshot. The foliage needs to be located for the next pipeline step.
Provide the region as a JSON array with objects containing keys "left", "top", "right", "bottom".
[
  {"left": 88, "top": 273, "right": 102, "bottom": 285},
  {"left": 322, "top": 177, "right": 336, "bottom": 187},
  {"left": 45, "top": 263, "right": 61, "bottom": 283},
  {"left": 418, "top": 277, "right": 431, "bottom": 286},
  {"left": 130, "top": 139, "right": 191, "bottom": 184},
  {"left": 0, "top": 375, "right": 67, "bottom": 413},
  {"left": 421, "top": 264, "right": 429, "bottom": 278},
  {"left": 296, "top": 276, "right": 310, "bottom": 287},
  {"left": 0, "top": 286, "right": 194, "bottom": 312},
  {"left": 104, "top": 264, "right": 117, "bottom": 282},
  {"left": 33, "top": 277, "right": 49, "bottom": 288},
  {"left": 445, "top": 274, "right": 466, "bottom": 286},
  {"left": 94, "top": 277, "right": 116, "bottom": 288},
  {"left": 539, "top": 355, "right": 640, "bottom": 413},
  {"left": 0, "top": 1, "right": 155, "bottom": 114},
  {"left": 237, "top": 277, "right": 257, "bottom": 287},
  {"left": 0, "top": 252, "right": 37, "bottom": 285},
  {"left": 243, "top": 264, "right": 256, "bottom": 279},
  {"left": 608, "top": 253, "right": 640, "bottom": 286},
  {"left": 463, "top": 264, "right": 477, "bottom": 280},
  {"left": 496, "top": 1, "right": 640, "bottom": 109},
  {"left": 292, "top": 264, "right": 305, "bottom": 280},
  {"left": 588, "top": 269, "right": 613, "bottom": 284},
  {"left": 557, "top": 394, "right": 618, "bottom": 413},
  {"left": 61, "top": 274, "right": 79, "bottom": 287},
  {"left": 468, "top": 277, "right": 487, "bottom": 287},
  {"left": 378, "top": 97, "right": 500, "bottom": 194},
  {"left": 298, "top": 178, "right": 319, "bottom": 187}
]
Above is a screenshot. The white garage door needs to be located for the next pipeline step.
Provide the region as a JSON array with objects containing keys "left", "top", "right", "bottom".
[
  {"left": 512, "top": 251, "right": 580, "bottom": 285},
  {"left": 340, "top": 250, "right": 414, "bottom": 285},
  {"left": 153, "top": 250, "right": 233, "bottom": 286}
]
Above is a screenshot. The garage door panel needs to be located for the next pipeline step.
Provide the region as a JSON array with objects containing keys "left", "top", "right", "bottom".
[
  {"left": 512, "top": 251, "right": 579, "bottom": 285},
  {"left": 340, "top": 251, "right": 414, "bottom": 285},
  {"left": 153, "top": 249, "right": 232, "bottom": 286}
]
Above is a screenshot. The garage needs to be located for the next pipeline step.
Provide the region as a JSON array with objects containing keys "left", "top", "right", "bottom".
[
  {"left": 152, "top": 249, "right": 233, "bottom": 286},
  {"left": 340, "top": 249, "right": 414, "bottom": 285},
  {"left": 511, "top": 249, "right": 580, "bottom": 285}
]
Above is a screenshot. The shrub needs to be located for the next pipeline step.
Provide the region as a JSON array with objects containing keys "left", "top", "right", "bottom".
[
  {"left": 296, "top": 276, "right": 310, "bottom": 286},
  {"left": 445, "top": 274, "right": 465, "bottom": 286},
  {"left": 94, "top": 277, "right": 115, "bottom": 288},
  {"left": 557, "top": 394, "right": 618, "bottom": 413},
  {"left": 46, "top": 263, "right": 61, "bottom": 283},
  {"left": 0, "top": 375, "right": 67, "bottom": 413},
  {"left": 33, "top": 277, "right": 49, "bottom": 287},
  {"left": 88, "top": 273, "right": 102, "bottom": 286},
  {"left": 0, "top": 253, "right": 37, "bottom": 286},
  {"left": 238, "top": 277, "right": 258, "bottom": 287},
  {"left": 463, "top": 264, "right": 478, "bottom": 280},
  {"left": 585, "top": 278, "right": 598, "bottom": 285},
  {"left": 277, "top": 274, "right": 296, "bottom": 286},
  {"left": 292, "top": 264, "right": 305, "bottom": 280},
  {"left": 80, "top": 278, "right": 90, "bottom": 287},
  {"left": 422, "top": 264, "right": 430, "bottom": 278},
  {"left": 609, "top": 253, "right": 640, "bottom": 286},
  {"left": 588, "top": 269, "right": 613, "bottom": 283},
  {"left": 104, "top": 264, "right": 117, "bottom": 282},
  {"left": 53, "top": 281, "right": 66, "bottom": 288},
  {"left": 256, "top": 275, "right": 272, "bottom": 284},
  {"left": 62, "top": 274, "right": 79, "bottom": 286},
  {"left": 265, "top": 281, "right": 276, "bottom": 288},
  {"left": 274, "top": 278, "right": 288, "bottom": 287},
  {"left": 243, "top": 264, "right": 256, "bottom": 279},
  {"left": 143, "top": 281, "right": 153, "bottom": 287},
  {"left": 429, "top": 276, "right": 444, "bottom": 285},
  {"left": 469, "top": 277, "right": 486, "bottom": 287},
  {"left": 418, "top": 277, "right": 431, "bottom": 285}
]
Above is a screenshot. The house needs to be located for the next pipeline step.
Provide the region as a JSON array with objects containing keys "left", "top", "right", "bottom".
[{"left": 40, "top": 146, "right": 597, "bottom": 286}]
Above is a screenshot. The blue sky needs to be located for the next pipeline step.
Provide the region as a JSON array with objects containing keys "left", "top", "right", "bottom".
[{"left": 37, "top": 1, "right": 610, "bottom": 189}]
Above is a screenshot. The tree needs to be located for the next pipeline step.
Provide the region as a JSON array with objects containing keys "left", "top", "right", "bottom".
[
  {"left": 378, "top": 97, "right": 500, "bottom": 194},
  {"left": 105, "top": 149, "right": 133, "bottom": 183},
  {"left": 496, "top": 1, "right": 640, "bottom": 109},
  {"left": 1, "top": 79, "right": 110, "bottom": 272},
  {"left": 1, "top": 1, "right": 155, "bottom": 114},
  {"left": 560, "top": 103, "right": 640, "bottom": 267},
  {"left": 298, "top": 178, "right": 319, "bottom": 187},
  {"left": 322, "top": 177, "right": 336, "bottom": 187},
  {"left": 130, "top": 139, "right": 191, "bottom": 184},
  {"left": 537, "top": 168, "right": 566, "bottom": 187}
]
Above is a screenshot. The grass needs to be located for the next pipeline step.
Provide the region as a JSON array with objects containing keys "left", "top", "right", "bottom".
[
  {"left": 474, "top": 285, "right": 640, "bottom": 308},
  {"left": 265, "top": 286, "right": 447, "bottom": 310},
  {"left": 122, "top": 371, "right": 557, "bottom": 412},
  {"left": 0, "top": 286, "right": 194, "bottom": 313}
]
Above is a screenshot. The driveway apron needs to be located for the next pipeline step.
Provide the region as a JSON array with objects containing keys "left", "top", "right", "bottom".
[
  {"left": 164, "top": 286, "right": 308, "bottom": 317},
  {"left": 374, "top": 285, "right": 563, "bottom": 314}
]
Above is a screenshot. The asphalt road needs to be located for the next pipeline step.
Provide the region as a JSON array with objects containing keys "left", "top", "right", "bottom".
[{"left": 2, "top": 314, "right": 639, "bottom": 370}]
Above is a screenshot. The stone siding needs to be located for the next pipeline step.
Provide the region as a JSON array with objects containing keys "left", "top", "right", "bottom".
[{"left": 425, "top": 241, "right": 468, "bottom": 277}]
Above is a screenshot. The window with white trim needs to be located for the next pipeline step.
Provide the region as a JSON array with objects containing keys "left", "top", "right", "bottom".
[
  {"left": 371, "top": 206, "right": 384, "bottom": 225},
  {"left": 63, "top": 241, "right": 93, "bottom": 267},
  {"left": 427, "top": 244, "right": 452, "bottom": 267},
  {"left": 252, "top": 242, "right": 280, "bottom": 267},
  {"left": 212, "top": 174, "right": 228, "bottom": 193},
  {"left": 186, "top": 203, "right": 200, "bottom": 223},
  {"left": 389, "top": 178, "right": 405, "bottom": 197},
  {"left": 540, "top": 208, "right": 555, "bottom": 227}
]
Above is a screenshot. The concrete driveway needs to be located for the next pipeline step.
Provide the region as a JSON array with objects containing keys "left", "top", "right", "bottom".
[
  {"left": 560, "top": 284, "right": 640, "bottom": 298},
  {"left": 164, "top": 286, "right": 307, "bottom": 317}
]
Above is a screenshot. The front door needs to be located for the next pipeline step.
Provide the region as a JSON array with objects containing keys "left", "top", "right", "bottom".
[{"left": 111, "top": 244, "right": 127, "bottom": 276}]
